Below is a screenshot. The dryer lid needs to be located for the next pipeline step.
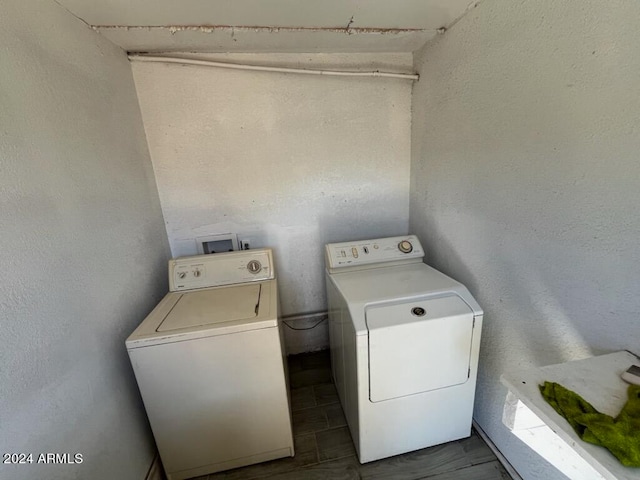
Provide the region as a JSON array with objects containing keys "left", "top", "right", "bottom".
[{"left": 157, "top": 284, "right": 261, "bottom": 332}]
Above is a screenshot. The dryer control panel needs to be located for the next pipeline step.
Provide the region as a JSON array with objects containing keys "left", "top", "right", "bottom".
[
  {"left": 325, "top": 235, "right": 424, "bottom": 272},
  {"left": 169, "top": 249, "right": 274, "bottom": 292}
]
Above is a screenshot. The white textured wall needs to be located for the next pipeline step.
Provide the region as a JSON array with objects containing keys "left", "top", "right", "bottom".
[
  {"left": 133, "top": 53, "right": 412, "bottom": 316},
  {"left": 410, "top": 1, "right": 640, "bottom": 479},
  {"left": 0, "top": 2, "right": 170, "bottom": 479}
]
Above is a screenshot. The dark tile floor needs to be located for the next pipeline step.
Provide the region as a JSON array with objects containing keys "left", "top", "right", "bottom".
[{"left": 195, "top": 350, "right": 512, "bottom": 480}]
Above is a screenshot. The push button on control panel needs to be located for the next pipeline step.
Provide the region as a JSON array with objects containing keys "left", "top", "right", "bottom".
[{"left": 351, "top": 247, "right": 359, "bottom": 258}]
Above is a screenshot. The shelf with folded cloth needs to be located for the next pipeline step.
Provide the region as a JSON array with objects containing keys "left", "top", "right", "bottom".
[{"left": 501, "top": 350, "right": 640, "bottom": 480}]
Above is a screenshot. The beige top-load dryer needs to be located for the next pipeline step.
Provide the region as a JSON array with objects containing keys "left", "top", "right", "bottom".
[{"left": 126, "top": 249, "right": 293, "bottom": 480}]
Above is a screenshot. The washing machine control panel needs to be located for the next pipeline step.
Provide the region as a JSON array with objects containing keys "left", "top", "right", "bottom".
[
  {"left": 169, "top": 249, "right": 274, "bottom": 292},
  {"left": 325, "top": 235, "right": 424, "bottom": 271}
]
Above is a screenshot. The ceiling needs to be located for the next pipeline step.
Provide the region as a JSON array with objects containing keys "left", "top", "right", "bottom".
[{"left": 56, "top": 0, "right": 479, "bottom": 53}]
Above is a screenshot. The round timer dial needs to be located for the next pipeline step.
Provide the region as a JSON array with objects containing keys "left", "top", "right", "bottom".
[
  {"left": 398, "top": 240, "right": 413, "bottom": 253},
  {"left": 247, "top": 260, "right": 262, "bottom": 274}
]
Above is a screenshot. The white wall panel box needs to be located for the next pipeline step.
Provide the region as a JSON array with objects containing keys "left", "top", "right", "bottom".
[{"left": 196, "top": 233, "right": 239, "bottom": 254}]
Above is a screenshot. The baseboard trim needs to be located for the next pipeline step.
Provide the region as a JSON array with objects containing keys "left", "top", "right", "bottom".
[
  {"left": 473, "top": 420, "right": 522, "bottom": 480},
  {"left": 145, "top": 454, "right": 165, "bottom": 480}
]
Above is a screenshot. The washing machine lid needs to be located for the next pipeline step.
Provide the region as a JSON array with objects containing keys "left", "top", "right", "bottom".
[
  {"left": 157, "top": 283, "right": 261, "bottom": 332},
  {"left": 125, "top": 280, "right": 278, "bottom": 349}
]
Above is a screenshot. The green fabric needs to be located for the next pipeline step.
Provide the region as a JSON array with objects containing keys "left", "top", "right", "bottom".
[{"left": 539, "top": 381, "right": 640, "bottom": 468}]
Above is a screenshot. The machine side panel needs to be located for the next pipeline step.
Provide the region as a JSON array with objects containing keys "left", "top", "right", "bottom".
[
  {"left": 326, "top": 274, "right": 345, "bottom": 408},
  {"left": 326, "top": 272, "right": 362, "bottom": 456},
  {"left": 343, "top": 305, "right": 362, "bottom": 457}
]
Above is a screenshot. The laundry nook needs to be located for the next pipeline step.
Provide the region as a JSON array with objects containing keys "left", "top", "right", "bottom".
[{"left": 2, "top": 1, "right": 640, "bottom": 480}]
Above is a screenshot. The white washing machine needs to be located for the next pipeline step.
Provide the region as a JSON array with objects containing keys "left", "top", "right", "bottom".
[
  {"left": 126, "top": 249, "right": 294, "bottom": 480},
  {"left": 325, "top": 235, "right": 483, "bottom": 463}
]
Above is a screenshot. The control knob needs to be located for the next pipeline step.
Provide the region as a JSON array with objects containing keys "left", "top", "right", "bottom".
[
  {"left": 247, "top": 260, "right": 262, "bottom": 274},
  {"left": 177, "top": 271, "right": 186, "bottom": 279},
  {"left": 398, "top": 240, "right": 413, "bottom": 254}
]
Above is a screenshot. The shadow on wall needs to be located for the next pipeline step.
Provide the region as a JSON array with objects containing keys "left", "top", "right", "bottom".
[{"left": 414, "top": 210, "right": 594, "bottom": 370}]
